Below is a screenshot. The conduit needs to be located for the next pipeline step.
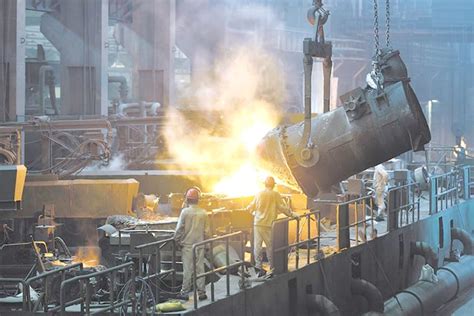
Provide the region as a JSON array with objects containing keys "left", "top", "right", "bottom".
[
  {"left": 351, "top": 278, "right": 384, "bottom": 313},
  {"left": 384, "top": 255, "right": 474, "bottom": 315},
  {"left": 306, "top": 294, "right": 340, "bottom": 316},
  {"left": 451, "top": 227, "right": 473, "bottom": 255},
  {"left": 411, "top": 241, "right": 438, "bottom": 270}
]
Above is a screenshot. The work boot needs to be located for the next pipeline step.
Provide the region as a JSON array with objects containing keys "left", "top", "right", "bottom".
[
  {"left": 198, "top": 292, "right": 208, "bottom": 301},
  {"left": 176, "top": 292, "right": 189, "bottom": 301}
]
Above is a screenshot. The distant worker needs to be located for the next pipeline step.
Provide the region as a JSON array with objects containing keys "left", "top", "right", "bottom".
[
  {"left": 373, "top": 164, "right": 389, "bottom": 222},
  {"left": 247, "top": 176, "right": 298, "bottom": 277},
  {"left": 174, "top": 188, "right": 209, "bottom": 301}
]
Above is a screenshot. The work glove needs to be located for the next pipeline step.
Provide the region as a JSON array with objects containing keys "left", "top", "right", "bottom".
[{"left": 291, "top": 212, "right": 299, "bottom": 219}]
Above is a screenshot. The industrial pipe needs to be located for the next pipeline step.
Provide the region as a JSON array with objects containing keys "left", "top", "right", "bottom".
[
  {"left": 108, "top": 75, "right": 129, "bottom": 101},
  {"left": 256, "top": 51, "right": 430, "bottom": 197},
  {"left": 39, "top": 65, "right": 58, "bottom": 115},
  {"left": 351, "top": 278, "right": 384, "bottom": 314},
  {"left": 384, "top": 255, "right": 474, "bottom": 315},
  {"left": 451, "top": 227, "right": 473, "bottom": 255},
  {"left": 306, "top": 294, "right": 340, "bottom": 316},
  {"left": 411, "top": 241, "right": 438, "bottom": 270}
]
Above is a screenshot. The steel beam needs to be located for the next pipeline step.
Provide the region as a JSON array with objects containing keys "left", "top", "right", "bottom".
[
  {"left": 40, "top": 0, "right": 108, "bottom": 116},
  {"left": 120, "top": 0, "right": 175, "bottom": 107},
  {"left": 0, "top": 0, "right": 26, "bottom": 122}
]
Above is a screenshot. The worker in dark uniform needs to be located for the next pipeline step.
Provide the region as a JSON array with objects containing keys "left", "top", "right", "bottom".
[
  {"left": 247, "top": 176, "right": 297, "bottom": 277},
  {"left": 175, "top": 188, "right": 209, "bottom": 301}
]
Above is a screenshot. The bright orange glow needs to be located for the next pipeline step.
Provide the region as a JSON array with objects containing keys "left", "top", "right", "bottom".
[
  {"left": 73, "top": 247, "right": 100, "bottom": 268},
  {"left": 213, "top": 163, "right": 267, "bottom": 197},
  {"left": 164, "top": 44, "right": 284, "bottom": 197}
]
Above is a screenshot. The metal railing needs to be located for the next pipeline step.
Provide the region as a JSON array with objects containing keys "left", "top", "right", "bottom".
[
  {"left": 24, "top": 262, "right": 83, "bottom": 312},
  {"left": 117, "top": 229, "right": 175, "bottom": 248},
  {"left": 387, "top": 182, "right": 421, "bottom": 232},
  {"left": 135, "top": 237, "right": 177, "bottom": 308},
  {"left": 272, "top": 209, "right": 323, "bottom": 272},
  {"left": 192, "top": 231, "right": 245, "bottom": 310},
  {"left": 0, "top": 278, "right": 28, "bottom": 310},
  {"left": 336, "top": 196, "right": 375, "bottom": 251},
  {"left": 57, "top": 261, "right": 135, "bottom": 315},
  {"left": 462, "top": 165, "right": 474, "bottom": 199},
  {"left": 429, "top": 171, "right": 459, "bottom": 214}
]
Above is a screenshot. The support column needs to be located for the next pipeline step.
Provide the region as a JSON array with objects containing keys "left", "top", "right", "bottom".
[
  {"left": 40, "top": 0, "right": 108, "bottom": 116},
  {"left": 123, "top": 0, "right": 175, "bottom": 107},
  {"left": 0, "top": 0, "right": 25, "bottom": 122}
]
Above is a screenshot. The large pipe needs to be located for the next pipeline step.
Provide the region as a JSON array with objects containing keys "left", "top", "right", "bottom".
[
  {"left": 451, "top": 227, "right": 473, "bottom": 255},
  {"left": 384, "top": 255, "right": 474, "bottom": 315},
  {"left": 108, "top": 75, "right": 128, "bottom": 101},
  {"left": 351, "top": 278, "right": 384, "bottom": 314},
  {"left": 411, "top": 241, "right": 438, "bottom": 270},
  {"left": 256, "top": 51, "right": 430, "bottom": 197},
  {"left": 39, "top": 65, "right": 58, "bottom": 115},
  {"left": 306, "top": 294, "right": 340, "bottom": 316}
]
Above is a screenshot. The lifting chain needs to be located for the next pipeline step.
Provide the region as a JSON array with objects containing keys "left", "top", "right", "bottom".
[
  {"left": 385, "top": 0, "right": 391, "bottom": 50},
  {"left": 373, "top": 0, "right": 392, "bottom": 56},
  {"left": 371, "top": 0, "right": 391, "bottom": 88},
  {"left": 373, "top": 0, "right": 380, "bottom": 58},
  {"left": 372, "top": 0, "right": 382, "bottom": 85}
]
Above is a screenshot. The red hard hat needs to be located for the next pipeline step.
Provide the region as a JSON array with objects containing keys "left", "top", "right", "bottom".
[{"left": 186, "top": 188, "right": 200, "bottom": 201}]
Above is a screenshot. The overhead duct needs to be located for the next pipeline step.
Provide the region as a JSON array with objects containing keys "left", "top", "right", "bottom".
[
  {"left": 384, "top": 255, "right": 474, "bottom": 315},
  {"left": 256, "top": 51, "right": 430, "bottom": 197}
]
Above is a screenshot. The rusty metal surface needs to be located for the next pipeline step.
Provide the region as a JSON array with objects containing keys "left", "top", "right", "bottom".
[{"left": 257, "top": 52, "right": 430, "bottom": 197}]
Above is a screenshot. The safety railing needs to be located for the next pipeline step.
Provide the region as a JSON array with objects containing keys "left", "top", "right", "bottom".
[
  {"left": 429, "top": 171, "right": 459, "bottom": 214},
  {"left": 135, "top": 237, "right": 177, "bottom": 307},
  {"left": 336, "top": 195, "right": 375, "bottom": 251},
  {"left": 272, "top": 209, "right": 323, "bottom": 273},
  {"left": 462, "top": 165, "right": 474, "bottom": 200},
  {"left": 0, "top": 278, "right": 28, "bottom": 310},
  {"left": 117, "top": 229, "right": 175, "bottom": 248},
  {"left": 192, "top": 231, "right": 245, "bottom": 310},
  {"left": 24, "top": 262, "right": 83, "bottom": 312},
  {"left": 387, "top": 182, "right": 421, "bottom": 232},
  {"left": 57, "top": 261, "right": 135, "bottom": 315}
]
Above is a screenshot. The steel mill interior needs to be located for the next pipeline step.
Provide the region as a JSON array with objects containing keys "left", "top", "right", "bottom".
[{"left": 1, "top": 1, "right": 474, "bottom": 315}]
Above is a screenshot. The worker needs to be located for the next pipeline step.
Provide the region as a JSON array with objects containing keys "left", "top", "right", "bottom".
[
  {"left": 373, "top": 164, "right": 389, "bottom": 222},
  {"left": 247, "top": 176, "right": 298, "bottom": 277},
  {"left": 174, "top": 188, "right": 209, "bottom": 301},
  {"left": 181, "top": 186, "right": 202, "bottom": 209}
]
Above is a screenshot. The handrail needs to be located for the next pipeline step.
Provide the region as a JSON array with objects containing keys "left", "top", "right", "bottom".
[
  {"left": 58, "top": 261, "right": 135, "bottom": 315},
  {"left": 387, "top": 182, "right": 421, "bottom": 231},
  {"left": 117, "top": 229, "right": 175, "bottom": 248},
  {"left": 135, "top": 237, "right": 177, "bottom": 305},
  {"left": 272, "top": 209, "right": 322, "bottom": 272},
  {"left": 429, "top": 170, "right": 459, "bottom": 214},
  {"left": 462, "top": 165, "right": 474, "bottom": 199},
  {"left": 192, "top": 231, "right": 245, "bottom": 310},
  {"left": 24, "top": 262, "right": 83, "bottom": 312},
  {"left": 336, "top": 195, "right": 375, "bottom": 249},
  {"left": 0, "top": 278, "right": 28, "bottom": 310}
]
